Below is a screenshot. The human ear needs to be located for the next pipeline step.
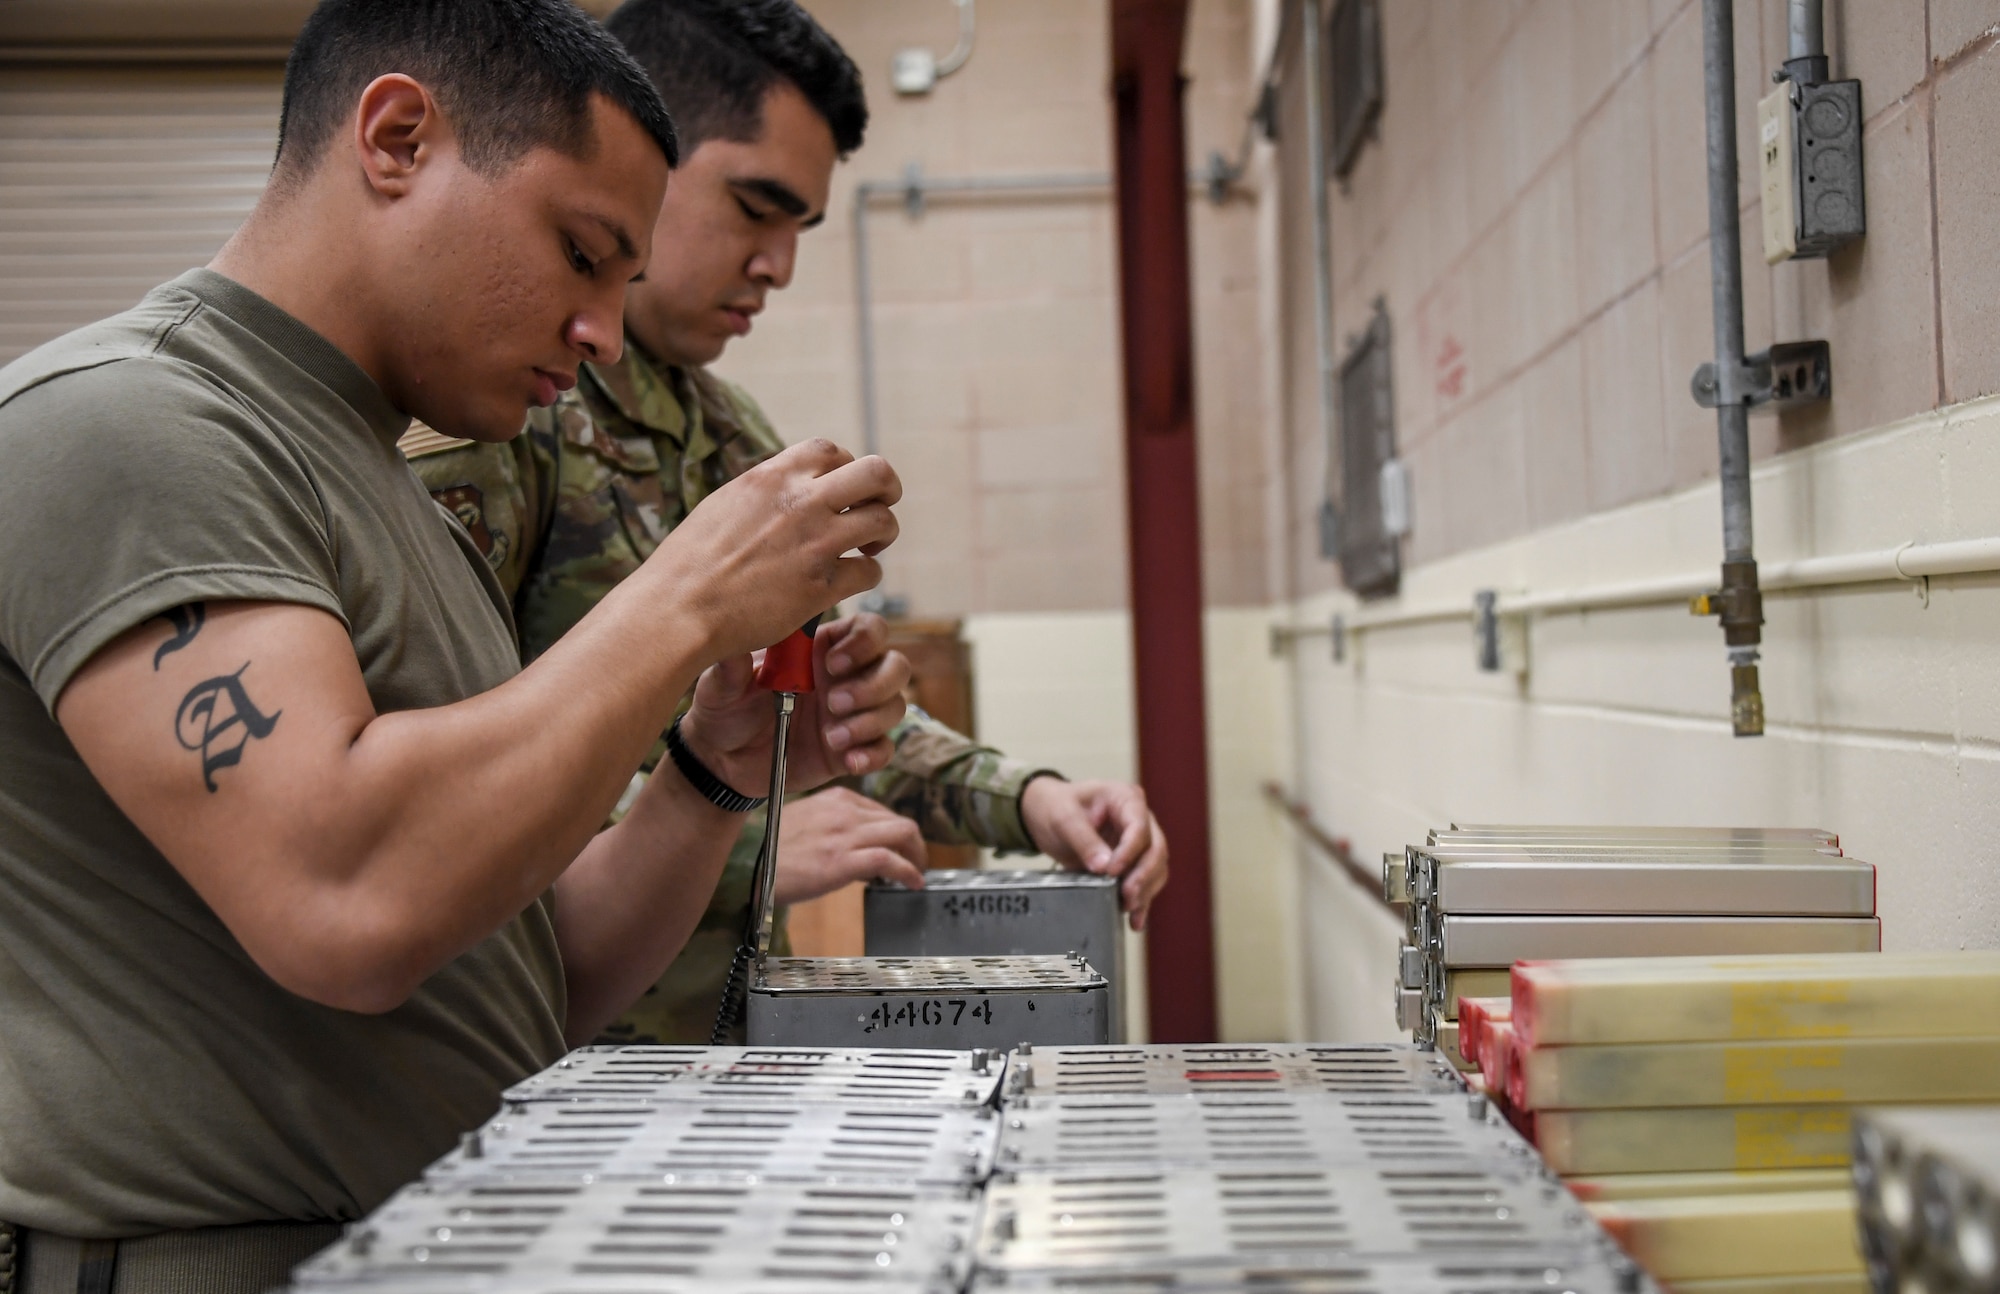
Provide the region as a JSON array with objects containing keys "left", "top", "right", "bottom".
[{"left": 351, "top": 74, "right": 443, "bottom": 198}]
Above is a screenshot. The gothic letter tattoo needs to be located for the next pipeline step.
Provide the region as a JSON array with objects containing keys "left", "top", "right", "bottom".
[
  {"left": 152, "top": 603, "right": 207, "bottom": 670},
  {"left": 174, "top": 663, "right": 281, "bottom": 793}
]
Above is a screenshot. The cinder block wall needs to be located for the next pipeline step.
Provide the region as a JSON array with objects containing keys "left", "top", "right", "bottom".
[{"left": 1258, "top": 0, "right": 2000, "bottom": 1043}]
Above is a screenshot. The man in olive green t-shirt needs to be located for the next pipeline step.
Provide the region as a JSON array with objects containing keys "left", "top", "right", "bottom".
[{"left": 0, "top": 0, "right": 909, "bottom": 1283}]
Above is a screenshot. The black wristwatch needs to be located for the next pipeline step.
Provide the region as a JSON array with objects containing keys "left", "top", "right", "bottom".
[{"left": 664, "top": 715, "right": 766, "bottom": 813}]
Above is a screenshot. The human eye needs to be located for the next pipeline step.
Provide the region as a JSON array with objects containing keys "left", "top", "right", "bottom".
[
  {"left": 734, "top": 197, "right": 769, "bottom": 224},
  {"left": 565, "top": 237, "right": 597, "bottom": 276}
]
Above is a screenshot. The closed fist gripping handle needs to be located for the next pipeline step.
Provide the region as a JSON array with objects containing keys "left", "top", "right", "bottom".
[
  {"left": 751, "top": 615, "right": 821, "bottom": 694},
  {"left": 713, "top": 614, "right": 825, "bottom": 1043}
]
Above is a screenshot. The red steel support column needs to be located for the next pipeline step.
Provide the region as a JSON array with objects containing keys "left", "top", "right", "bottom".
[{"left": 1111, "top": 0, "right": 1217, "bottom": 1043}]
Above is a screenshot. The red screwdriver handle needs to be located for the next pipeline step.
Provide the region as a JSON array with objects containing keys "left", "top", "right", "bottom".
[{"left": 753, "top": 615, "right": 822, "bottom": 693}]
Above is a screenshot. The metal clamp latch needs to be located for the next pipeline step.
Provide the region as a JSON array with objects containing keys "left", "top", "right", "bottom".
[{"left": 1692, "top": 340, "right": 1831, "bottom": 412}]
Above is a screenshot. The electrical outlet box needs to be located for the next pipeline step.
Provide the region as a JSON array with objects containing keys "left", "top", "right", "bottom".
[
  {"left": 1759, "top": 78, "right": 1865, "bottom": 264},
  {"left": 1794, "top": 79, "right": 1865, "bottom": 257},
  {"left": 1759, "top": 86, "right": 1797, "bottom": 265}
]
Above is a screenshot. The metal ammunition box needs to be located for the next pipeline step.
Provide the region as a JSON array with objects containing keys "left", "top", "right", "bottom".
[
  {"left": 428, "top": 1099, "right": 999, "bottom": 1186},
  {"left": 1440, "top": 824, "right": 1838, "bottom": 848},
  {"left": 1433, "top": 914, "right": 1881, "bottom": 968},
  {"left": 746, "top": 955, "right": 1111, "bottom": 1049},
  {"left": 1001, "top": 1043, "right": 1464, "bottom": 1102},
  {"left": 506, "top": 1044, "right": 1006, "bottom": 1107},
  {"left": 290, "top": 1177, "right": 978, "bottom": 1291},
  {"left": 994, "top": 1090, "right": 1524, "bottom": 1171},
  {"left": 1408, "top": 846, "right": 1874, "bottom": 916},
  {"left": 867, "top": 869, "right": 1127, "bottom": 1039},
  {"left": 973, "top": 1164, "right": 1623, "bottom": 1275}
]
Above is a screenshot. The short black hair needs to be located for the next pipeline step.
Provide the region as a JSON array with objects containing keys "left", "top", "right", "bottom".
[
  {"left": 606, "top": 0, "right": 867, "bottom": 160},
  {"left": 275, "top": 0, "right": 678, "bottom": 184}
]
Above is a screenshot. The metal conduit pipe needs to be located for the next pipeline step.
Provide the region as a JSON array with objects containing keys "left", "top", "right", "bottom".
[
  {"left": 1299, "top": 0, "right": 1340, "bottom": 542},
  {"left": 1787, "top": 0, "right": 1828, "bottom": 83},
  {"left": 1699, "top": 0, "right": 1766, "bottom": 737},
  {"left": 1266, "top": 534, "right": 2000, "bottom": 645}
]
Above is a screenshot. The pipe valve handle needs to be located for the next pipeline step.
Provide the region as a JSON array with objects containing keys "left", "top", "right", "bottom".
[{"left": 754, "top": 615, "right": 822, "bottom": 694}]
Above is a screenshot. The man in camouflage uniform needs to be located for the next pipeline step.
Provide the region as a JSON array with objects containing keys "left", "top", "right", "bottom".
[{"left": 406, "top": 0, "right": 1169, "bottom": 1043}]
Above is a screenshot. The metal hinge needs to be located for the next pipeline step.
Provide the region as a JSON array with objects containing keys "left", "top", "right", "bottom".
[{"left": 1692, "top": 340, "right": 1832, "bottom": 412}]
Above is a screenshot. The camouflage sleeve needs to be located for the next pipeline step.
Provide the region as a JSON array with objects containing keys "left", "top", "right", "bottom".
[
  {"left": 403, "top": 429, "right": 545, "bottom": 601},
  {"left": 855, "top": 708, "right": 1056, "bottom": 854},
  {"left": 693, "top": 368, "right": 788, "bottom": 467}
]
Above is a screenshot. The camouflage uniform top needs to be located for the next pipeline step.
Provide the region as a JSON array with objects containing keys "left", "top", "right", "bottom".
[{"left": 404, "top": 339, "right": 1050, "bottom": 1043}]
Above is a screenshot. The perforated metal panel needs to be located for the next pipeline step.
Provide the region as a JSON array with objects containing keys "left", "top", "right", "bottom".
[
  {"left": 966, "top": 1254, "right": 1653, "bottom": 1293},
  {"left": 1003, "top": 1046, "right": 1465, "bottom": 1102},
  {"left": 994, "top": 1093, "right": 1527, "bottom": 1172},
  {"left": 505, "top": 1046, "right": 1005, "bottom": 1107},
  {"left": 758, "top": 956, "right": 1103, "bottom": 993},
  {"left": 428, "top": 1100, "right": 999, "bottom": 1187},
  {"left": 973, "top": 1165, "right": 1609, "bottom": 1275},
  {"left": 291, "top": 1177, "right": 978, "bottom": 1290}
]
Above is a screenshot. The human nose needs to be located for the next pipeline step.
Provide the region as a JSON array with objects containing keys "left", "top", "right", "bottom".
[
  {"left": 565, "top": 284, "right": 625, "bottom": 366},
  {"left": 748, "top": 227, "right": 799, "bottom": 290}
]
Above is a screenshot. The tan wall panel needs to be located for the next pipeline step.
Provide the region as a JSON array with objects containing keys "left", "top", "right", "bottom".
[{"left": 0, "top": 66, "right": 280, "bottom": 365}]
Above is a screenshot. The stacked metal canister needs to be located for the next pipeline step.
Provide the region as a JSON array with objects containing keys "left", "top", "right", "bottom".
[
  {"left": 1388, "top": 825, "right": 1880, "bottom": 1072},
  {"left": 276, "top": 1042, "right": 1662, "bottom": 1293},
  {"left": 1389, "top": 824, "right": 2000, "bottom": 1291},
  {"left": 1493, "top": 952, "right": 2000, "bottom": 1290}
]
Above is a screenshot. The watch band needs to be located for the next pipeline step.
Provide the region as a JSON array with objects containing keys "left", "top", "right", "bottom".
[{"left": 665, "top": 715, "right": 767, "bottom": 814}]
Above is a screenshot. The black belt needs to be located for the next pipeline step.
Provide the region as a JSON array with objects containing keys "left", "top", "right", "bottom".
[{"left": 6, "top": 1220, "right": 342, "bottom": 1294}]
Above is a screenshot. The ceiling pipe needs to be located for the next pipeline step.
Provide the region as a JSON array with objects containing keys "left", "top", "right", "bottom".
[{"left": 1110, "top": 0, "right": 1218, "bottom": 1043}]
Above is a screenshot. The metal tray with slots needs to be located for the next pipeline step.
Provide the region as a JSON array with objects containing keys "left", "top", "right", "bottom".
[
  {"left": 748, "top": 956, "right": 1112, "bottom": 1049},
  {"left": 286, "top": 1280, "right": 956, "bottom": 1294},
  {"left": 867, "top": 870, "right": 1127, "bottom": 1040},
  {"left": 505, "top": 1046, "right": 1006, "bottom": 1107},
  {"left": 965, "top": 1253, "right": 1655, "bottom": 1293},
  {"left": 427, "top": 1099, "right": 999, "bottom": 1186},
  {"left": 1430, "top": 914, "right": 1882, "bottom": 967},
  {"left": 1001, "top": 1045, "right": 1465, "bottom": 1102},
  {"left": 289, "top": 1176, "right": 979, "bottom": 1289},
  {"left": 992, "top": 1092, "right": 1531, "bottom": 1171},
  {"left": 972, "top": 1165, "right": 1613, "bottom": 1275}
]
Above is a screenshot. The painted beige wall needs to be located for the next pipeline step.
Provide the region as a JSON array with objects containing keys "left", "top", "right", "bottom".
[
  {"left": 1260, "top": 0, "right": 2000, "bottom": 1040},
  {"left": 716, "top": 0, "right": 1272, "bottom": 614}
]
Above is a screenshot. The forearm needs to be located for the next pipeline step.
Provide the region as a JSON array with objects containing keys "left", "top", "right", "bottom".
[
  {"left": 301, "top": 580, "right": 718, "bottom": 1002},
  {"left": 552, "top": 760, "right": 746, "bottom": 1045},
  {"left": 855, "top": 712, "right": 1047, "bottom": 851}
]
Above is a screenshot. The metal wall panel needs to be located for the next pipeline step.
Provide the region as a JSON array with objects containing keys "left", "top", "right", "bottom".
[{"left": 0, "top": 66, "right": 279, "bottom": 365}]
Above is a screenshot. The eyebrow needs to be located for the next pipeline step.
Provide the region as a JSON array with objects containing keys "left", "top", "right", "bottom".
[
  {"left": 731, "top": 177, "right": 825, "bottom": 229},
  {"left": 585, "top": 212, "right": 640, "bottom": 263}
]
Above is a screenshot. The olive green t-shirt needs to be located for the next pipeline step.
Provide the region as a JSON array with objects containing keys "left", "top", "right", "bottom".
[{"left": 0, "top": 269, "right": 567, "bottom": 1238}]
